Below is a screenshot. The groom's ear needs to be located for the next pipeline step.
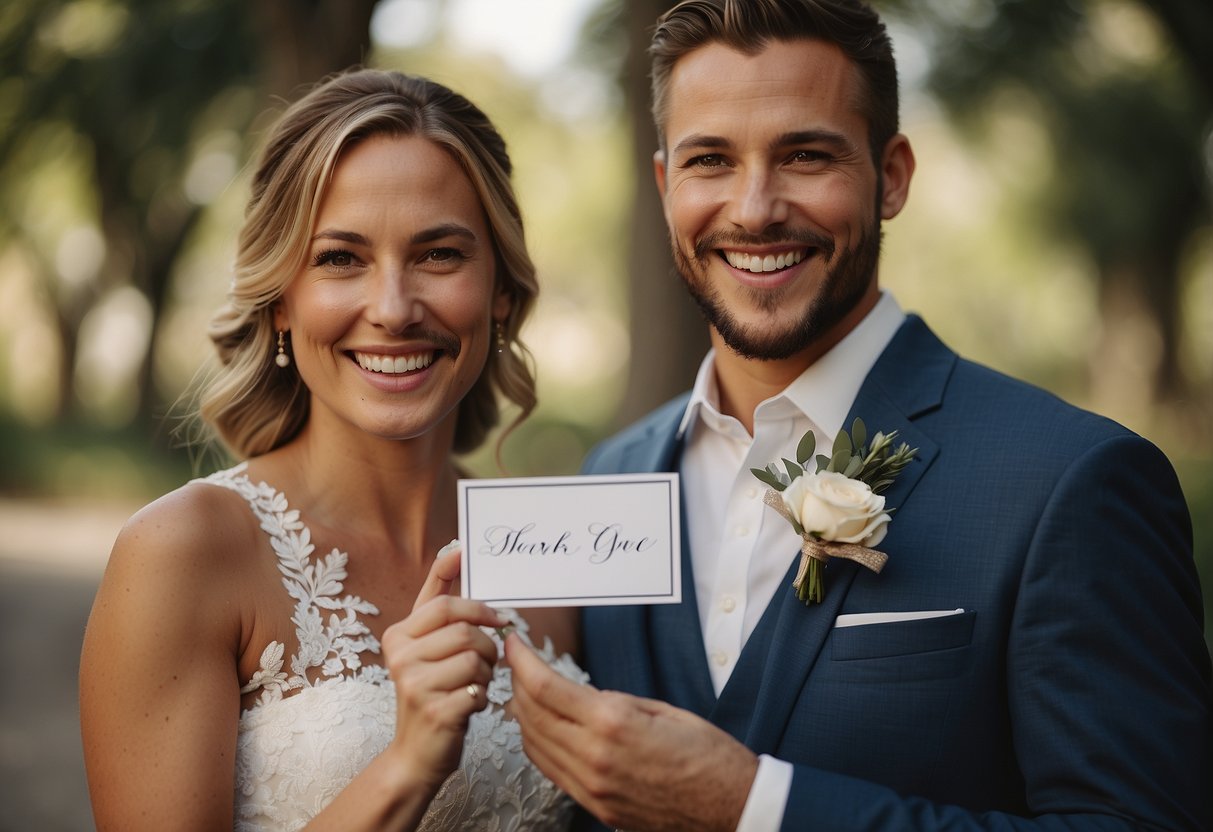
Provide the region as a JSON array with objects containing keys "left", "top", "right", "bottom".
[
  {"left": 653, "top": 149, "right": 668, "bottom": 195},
  {"left": 653, "top": 149, "right": 673, "bottom": 233},
  {"left": 878, "top": 134, "right": 915, "bottom": 220}
]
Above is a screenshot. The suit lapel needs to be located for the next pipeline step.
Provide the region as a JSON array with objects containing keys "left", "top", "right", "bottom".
[
  {"left": 847, "top": 315, "right": 948, "bottom": 513},
  {"left": 744, "top": 555, "right": 861, "bottom": 752},
  {"left": 741, "top": 315, "right": 952, "bottom": 752}
]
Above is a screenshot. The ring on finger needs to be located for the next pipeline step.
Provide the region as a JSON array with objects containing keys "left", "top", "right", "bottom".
[{"left": 466, "top": 683, "right": 480, "bottom": 699}]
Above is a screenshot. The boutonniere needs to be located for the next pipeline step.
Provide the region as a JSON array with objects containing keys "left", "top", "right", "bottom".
[{"left": 751, "top": 418, "right": 917, "bottom": 605}]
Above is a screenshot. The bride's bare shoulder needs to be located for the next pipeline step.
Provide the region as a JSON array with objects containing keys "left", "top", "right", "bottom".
[
  {"left": 83, "top": 474, "right": 263, "bottom": 674},
  {"left": 105, "top": 473, "right": 260, "bottom": 585}
]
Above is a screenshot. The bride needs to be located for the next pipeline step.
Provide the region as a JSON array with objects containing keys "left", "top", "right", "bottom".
[{"left": 79, "top": 68, "right": 586, "bottom": 831}]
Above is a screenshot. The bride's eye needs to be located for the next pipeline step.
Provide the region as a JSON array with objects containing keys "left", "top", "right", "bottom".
[
  {"left": 419, "top": 248, "right": 471, "bottom": 271},
  {"left": 423, "top": 247, "right": 467, "bottom": 263},
  {"left": 312, "top": 249, "right": 357, "bottom": 268}
]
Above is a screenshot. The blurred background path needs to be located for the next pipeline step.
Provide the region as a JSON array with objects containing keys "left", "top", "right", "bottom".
[{"left": 0, "top": 499, "right": 134, "bottom": 832}]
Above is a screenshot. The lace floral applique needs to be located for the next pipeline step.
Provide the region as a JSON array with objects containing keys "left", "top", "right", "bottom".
[{"left": 198, "top": 464, "right": 387, "bottom": 708}]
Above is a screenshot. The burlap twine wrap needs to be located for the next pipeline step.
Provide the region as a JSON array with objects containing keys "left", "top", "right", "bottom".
[{"left": 763, "top": 490, "right": 888, "bottom": 591}]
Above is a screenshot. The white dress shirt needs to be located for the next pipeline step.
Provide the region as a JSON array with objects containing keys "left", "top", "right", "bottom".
[{"left": 677, "top": 292, "right": 905, "bottom": 831}]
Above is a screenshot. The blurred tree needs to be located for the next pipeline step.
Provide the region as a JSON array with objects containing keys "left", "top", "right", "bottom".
[
  {"left": 582, "top": 0, "right": 708, "bottom": 427},
  {"left": 1148, "top": 0, "right": 1213, "bottom": 91},
  {"left": 877, "top": 0, "right": 1212, "bottom": 405},
  {"left": 0, "top": 0, "right": 375, "bottom": 428}
]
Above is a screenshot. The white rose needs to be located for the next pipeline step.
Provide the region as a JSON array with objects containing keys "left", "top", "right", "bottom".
[{"left": 781, "top": 470, "right": 890, "bottom": 547}]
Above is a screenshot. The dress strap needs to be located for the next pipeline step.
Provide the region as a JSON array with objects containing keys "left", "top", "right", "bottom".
[{"left": 190, "top": 464, "right": 386, "bottom": 707}]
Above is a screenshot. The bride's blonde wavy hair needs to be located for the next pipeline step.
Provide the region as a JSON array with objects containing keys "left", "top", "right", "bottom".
[{"left": 196, "top": 69, "right": 538, "bottom": 461}]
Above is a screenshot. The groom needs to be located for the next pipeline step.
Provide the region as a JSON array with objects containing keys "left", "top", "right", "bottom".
[{"left": 506, "top": 0, "right": 1212, "bottom": 829}]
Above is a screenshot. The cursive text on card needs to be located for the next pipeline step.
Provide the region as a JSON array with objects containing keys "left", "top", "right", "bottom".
[
  {"left": 478, "top": 521, "right": 659, "bottom": 564},
  {"left": 482, "top": 523, "right": 577, "bottom": 557},
  {"left": 589, "top": 522, "right": 657, "bottom": 564}
]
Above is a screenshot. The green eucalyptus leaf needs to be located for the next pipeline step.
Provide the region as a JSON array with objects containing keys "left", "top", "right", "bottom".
[
  {"left": 851, "top": 418, "right": 866, "bottom": 452},
  {"left": 795, "top": 430, "right": 817, "bottom": 465},
  {"left": 832, "top": 426, "right": 852, "bottom": 458},
  {"left": 815, "top": 454, "right": 831, "bottom": 473},
  {"left": 830, "top": 448, "right": 851, "bottom": 472},
  {"left": 751, "top": 467, "right": 785, "bottom": 491},
  {"left": 844, "top": 455, "right": 863, "bottom": 478},
  {"left": 782, "top": 458, "right": 804, "bottom": 480}
]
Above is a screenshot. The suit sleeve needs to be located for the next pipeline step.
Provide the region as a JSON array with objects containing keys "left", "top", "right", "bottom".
[{"left": 779, "top": 433, "right": 1211, "bottom": 831}]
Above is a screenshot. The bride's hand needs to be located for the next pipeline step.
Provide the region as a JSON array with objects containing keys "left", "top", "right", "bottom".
[{"left": 382, "top": 542, "right": 507, "bottom": 790}]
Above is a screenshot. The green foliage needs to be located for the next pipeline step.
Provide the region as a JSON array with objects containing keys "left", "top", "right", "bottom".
[
  {"left": 0, "top": 0, "right": 376, "bottom": 428},
  {"left": 874, "top": 0, "right": 1212, "bottom": 400},
  {"left": 750, "top": 419, "right": 918, "bottom": 495},
  {"left": 0, "top": 0, "right": 259, "bottom": 426},
  {"left": 0, "top": 0, "right": 259, "bottom": 229},
  {"left": 0, "top": 415, "right": 195, "bottom": 501}
]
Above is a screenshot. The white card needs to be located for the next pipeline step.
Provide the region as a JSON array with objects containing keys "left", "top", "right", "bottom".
[{"left": 458, "top": 473, "right": 681, "bottom": 608}]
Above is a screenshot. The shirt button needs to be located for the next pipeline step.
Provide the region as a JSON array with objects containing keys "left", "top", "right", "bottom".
[
  {"left": 721, "top": 596, "right": 736, "bottom": 613},
  {"left": 736, "top": 525, "right": 750, "bottom": 537},
  {"left": 711, "top": 651, "right": 729, "bottom": 667},
  {"left": 746, "top": 486, "right": 759, "bottom": 499}
]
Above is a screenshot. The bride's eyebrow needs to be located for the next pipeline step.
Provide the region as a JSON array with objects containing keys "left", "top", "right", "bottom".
[
  {"left": 310, "top": 226, "right": 478, "bottom": 246},
  {"left": 411, "top": 223, "right": 478, "bottom": 245},
  {"left": 311, "top": 229, "right": 369, "bottom": 245}
]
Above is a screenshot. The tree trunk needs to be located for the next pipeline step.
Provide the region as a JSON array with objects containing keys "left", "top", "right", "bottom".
[
  {"left": 1088, "top": 256, "right": 1188, "bottom": 422},
  {"left": 256, "top": 0, "right": 380, "bottom": 99},
  {"left": 1138, "top": 244, "right": 1187, "bottom": 404},
  {"left": 615, "top": 0, "right": 708, "bottom": 428},
  {"left": 52, "top": 307, "right": 81, "bottom": 421},
  {"left": 132, "top": 205, "right": 204, "bottom": 432}
]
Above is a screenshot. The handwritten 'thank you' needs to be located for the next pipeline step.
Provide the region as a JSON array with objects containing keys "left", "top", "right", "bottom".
[{"left": 458, "top": 474, "right": 681, "bottom": 607}]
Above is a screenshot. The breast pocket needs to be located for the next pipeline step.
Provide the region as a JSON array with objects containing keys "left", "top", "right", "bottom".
[{"left": 829, "top": 610, "right": 977, "bottom": 682}]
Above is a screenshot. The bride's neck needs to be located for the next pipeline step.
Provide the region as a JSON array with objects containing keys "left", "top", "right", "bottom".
[{"left": 263, "top": 419, "right": 462, "bottom": 563}]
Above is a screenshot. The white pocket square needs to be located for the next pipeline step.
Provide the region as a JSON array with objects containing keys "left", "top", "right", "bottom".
[{"left": 834, "top": 609, "right": 965, "bottom": 628}]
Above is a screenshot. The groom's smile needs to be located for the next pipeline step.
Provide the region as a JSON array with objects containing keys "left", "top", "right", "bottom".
[
  {"left": 721, "top": 247, "right": 808, "bottom": 274},
  {"left": 653, "top": 39, "right": 895, "bottom": 363}
]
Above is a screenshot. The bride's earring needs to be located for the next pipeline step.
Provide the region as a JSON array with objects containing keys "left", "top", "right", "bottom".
[
  {"left": 274, "top": 330, "right": 291, "bottom": 368},
  {"left": 495, "top": 321, "right": 506, "bottom": 354}
]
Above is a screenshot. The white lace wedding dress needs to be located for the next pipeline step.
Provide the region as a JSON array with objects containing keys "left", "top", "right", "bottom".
[{"left": 196, "top": 464, "right": 588, "bottom": 832}]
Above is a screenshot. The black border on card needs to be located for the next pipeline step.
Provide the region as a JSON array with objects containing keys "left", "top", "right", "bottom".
[{"left": 461, "top": 477, "right": 678, "bottom": 603}]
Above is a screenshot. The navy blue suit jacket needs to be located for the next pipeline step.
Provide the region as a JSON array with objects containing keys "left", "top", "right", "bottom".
[{"left": 580, "top": 316, "right": 1212, "bottom": 830}]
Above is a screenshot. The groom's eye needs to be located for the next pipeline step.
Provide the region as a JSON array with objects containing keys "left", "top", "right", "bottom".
[{"left": 684, "top": 153, "right": 728, "bottom": 169}]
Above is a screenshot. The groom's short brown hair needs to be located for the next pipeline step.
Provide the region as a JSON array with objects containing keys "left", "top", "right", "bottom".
[{"left": 649, "top": 0, "right": 900, "bottom": 162}]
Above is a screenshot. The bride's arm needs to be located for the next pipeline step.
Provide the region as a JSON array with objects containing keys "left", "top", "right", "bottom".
[
  {"left": 81, "top": 494, "right": 507, "bottom": 832},
  {"left": 80, "top": 486, "right": 246, "bottom": 830}
]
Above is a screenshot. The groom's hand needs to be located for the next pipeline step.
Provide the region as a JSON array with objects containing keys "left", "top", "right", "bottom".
[{"left": 505, "top": 633, "right": 757, "bottom": 832}]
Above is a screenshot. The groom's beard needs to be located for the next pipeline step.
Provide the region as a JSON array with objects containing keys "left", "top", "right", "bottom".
[{"left": 671, "top": 218, "right": 882, "bottom": 362}]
